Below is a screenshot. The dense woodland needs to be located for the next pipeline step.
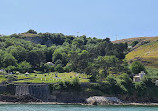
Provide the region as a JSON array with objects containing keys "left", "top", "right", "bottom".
[
  {"left": 0, "top": 30, "right": 129, "bottom": 79},
  {"left": 0, "top": 30, "right": 157, "bottom": 101}
]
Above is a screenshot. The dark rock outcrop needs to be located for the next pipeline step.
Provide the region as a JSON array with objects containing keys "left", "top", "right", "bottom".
[{"left": 0, "top": 95, "right": 41, "bottom": 102}]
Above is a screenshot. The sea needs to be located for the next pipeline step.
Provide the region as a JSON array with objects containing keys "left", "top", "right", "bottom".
[{"left": 0, "top": 104, "right": 157, "bottom": 111}]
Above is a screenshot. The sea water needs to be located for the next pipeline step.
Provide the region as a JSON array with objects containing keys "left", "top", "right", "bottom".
[{"left": 0, "top": 104, "right": 157, "bottom": 111}]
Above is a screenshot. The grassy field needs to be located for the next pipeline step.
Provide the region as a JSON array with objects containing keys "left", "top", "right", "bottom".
[{"left": 13, "top": 72, "right": 90, "bottom": 83}]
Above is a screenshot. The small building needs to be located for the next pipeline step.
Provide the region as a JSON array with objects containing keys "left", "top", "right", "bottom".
[
  {"left": 156, "top": 80, "right": 158, "bottom": 86},
  {"left": 25, "top": 72, "right": 29, "bottom": 74},
  {"left": 16, "top": 71, "right": 20, "bottom": 74},
  {"left": 128, "top": 46, "right": 132, "bottom": 49},
  {"left": 133, "top": 71, "right": 146, "bottom": 82},
  {"left": 0, "top": 69, "right": 6, "bottom": 74},
  {"left": 46, "top": 62, "right": 54, "bottom": 66}
]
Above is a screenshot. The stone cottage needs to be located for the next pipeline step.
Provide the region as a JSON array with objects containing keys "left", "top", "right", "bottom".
[{"left": 133, "top": 71, "right": 146, "bottom": 82}]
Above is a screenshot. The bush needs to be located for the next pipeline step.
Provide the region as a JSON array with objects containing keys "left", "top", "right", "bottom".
[
  {"left": 72, "top": 77, "right": 81, "bottom": 90},
  {"left": 6, "top": 75, "right": 17, "bottom": 82},
  {"left": 106, "top": 75, "right": 122, "bottom": 95},
  {"left": 117, "top": 73, "right": 134, "bottom": 94},
  {"left": 55, "top": 64, "right": 64, "bottom": 73},
  {"left": 50, "top": 78, "right": 81, "bottom": 91},
  {"left": 134, "top": 82, "right": 147, "bottom": 97}
]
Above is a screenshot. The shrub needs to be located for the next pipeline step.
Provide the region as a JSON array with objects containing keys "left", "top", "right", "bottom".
[
  {"left": 134, "top": 82, "right": 147, "bottom": 97},
  {"left": 55, "top": 64, "right": 64, "bottom": 73}
]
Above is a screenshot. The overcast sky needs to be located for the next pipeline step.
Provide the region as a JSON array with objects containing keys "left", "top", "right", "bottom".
[{"left": 0, "top": 0, "right": 158, "bottom": 40}]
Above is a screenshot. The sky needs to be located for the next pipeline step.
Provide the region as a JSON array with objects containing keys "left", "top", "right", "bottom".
[{"left": 0, "top": 0, "right": 158, "bottom": 41}]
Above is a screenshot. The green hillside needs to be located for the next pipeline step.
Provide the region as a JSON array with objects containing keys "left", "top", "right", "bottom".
[{"left": 126, "top": 40, "right": 158, "bottom": 68}]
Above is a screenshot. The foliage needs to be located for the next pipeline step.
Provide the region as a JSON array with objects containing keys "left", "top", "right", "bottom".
[
  {"left": 131, "top": 41, "right": 139, "bottom": 47},
  {"left": 18, "top": 61, "right": 31, "bottom": 73},
  {"left": 55, "top": 64, "right": 64, "bottom": 73},
  {"left": 26, "top": 29, "right": 37, "bottom": 34},
  {"left": 5, "top": 66, "right": 16, "bottom": 73},
  {"left": 42, "top": 64, "right": 54, "bottom": 73},
  {"left": 130, "top": 61, "right": 146, "bottom": 74},
  {"left": 50, "top": 77, "right": 81, "bottom": 91}
]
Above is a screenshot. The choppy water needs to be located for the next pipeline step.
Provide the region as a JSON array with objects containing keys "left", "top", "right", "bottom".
[{"left": 0, "top": 104, "right": 157, "bottom": 111}]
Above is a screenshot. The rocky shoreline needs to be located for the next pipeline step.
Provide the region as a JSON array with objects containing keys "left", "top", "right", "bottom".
[
  {"left": 0, "top": 95, "right": 157, "bottom": 106},
  {"left": 0, "top": 102, "right": 157, "bottom": 106}
]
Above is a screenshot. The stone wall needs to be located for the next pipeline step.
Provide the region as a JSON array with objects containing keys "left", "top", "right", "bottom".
[
  {"left": 50, "top": 91, "right": 87, "bottom": 103},
  {"left": 0, "top": 85, "right": 6, "bottom": 94},
  {"left": 0, "top": 84, "right": 15, "bottom": 95},
  {"left": 15, "top": 84, "right": 50, "bottom": 101}
]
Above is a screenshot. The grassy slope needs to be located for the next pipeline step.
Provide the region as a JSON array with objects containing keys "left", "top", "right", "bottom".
[
  {"left": 113, "top": 36, "right": 158, "bottom": 68},
  {"left": 115, "top": 36, "right": 158, "bottom": 78},
  {"left": 0, "top": 75, "right": 6, "bottom": 83},
  {"left": 126, "top": 41, "right": 158, "bottom": 68},
  {"left": 113, "top": 36, "right": 158, "bottom": 44}
]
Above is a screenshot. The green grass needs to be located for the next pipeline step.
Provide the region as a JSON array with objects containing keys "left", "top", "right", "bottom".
[
  {"left": 14, "top": 72, "right": 90, "bottom": 83},
  {"left": 0, "top": 75, "right": 7, "bottom": 83},
  {"left": 146, "top": 67, "right": 158, "bottom": 79}
]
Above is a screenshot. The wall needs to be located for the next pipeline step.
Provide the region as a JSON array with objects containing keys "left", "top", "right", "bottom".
[{"left": 15, "top": 84, "right": 50, "bottom": 101}]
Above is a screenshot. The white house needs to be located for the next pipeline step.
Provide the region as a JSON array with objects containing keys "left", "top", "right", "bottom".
[{"left": 133, "top": 71, "right": 146, "bottom": 82}]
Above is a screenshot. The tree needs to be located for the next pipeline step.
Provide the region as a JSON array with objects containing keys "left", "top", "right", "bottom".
[
  {"left": 95, "top": 56, "right": 119, "bottom": 77},
  {"left": 52, "top": 47, "right": 68, "bottom": 65},
  {"left": 27, "top": 49, "right": 46, "bottom": 69},
  {"left": 26, "top": 29, "right": 37, "bottom": 34},
  {"left": 69, "top": 50, "right": 89, "bottom": 72},
  {"left": 5, "top": 66, "right": 16, "bottom": 73},
  {"left": 3, "top": 53, "right": 17, "bottom": 67},
  {"left": 43, "top": 64, "right": 54, "bottom": 73},
  {"left": 117, "top": 73, "right": 134, "bottom": 94},
  {"left": 9, "top": 46, "right": 27, "bottom": 63},
  {"left": 18, "top": 61, "right": 31, "bottom": 73},
  {"left": 130, "top": 61, "right": 146, "bottom": 74},
  {"left": 106, "top": 75, "right": 121, "bottom": 95}
]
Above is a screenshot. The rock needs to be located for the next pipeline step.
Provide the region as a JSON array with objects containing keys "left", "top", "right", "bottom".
[
  {"left": 86, "top": 96, "right": 122, "bottom": 105},
  {"left": 0, "top": 95, "right": 41, "bottom": 102}
]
